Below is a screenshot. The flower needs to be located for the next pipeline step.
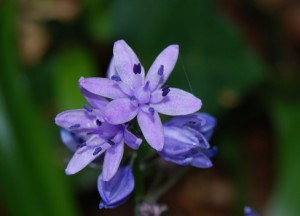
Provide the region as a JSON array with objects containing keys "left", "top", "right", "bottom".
[
  {"left": 98, "top": 166, "right": 134, "bottom": 209},
  {"left": 244, "top": 206, "right": 259, "bottom": 216},
  {"left": 158, "top": 112, "right": 217, "bottom": 168},
  {"left": 55, "top": 92, "right": 142, "bottom": 181},
  {"left": 79, "top": 40, "right": 202, "bottom": 151}
]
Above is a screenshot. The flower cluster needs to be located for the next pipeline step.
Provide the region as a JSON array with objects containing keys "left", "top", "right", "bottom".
[{"left": 55, "top": 40, "right": 216, "bottom": 209}]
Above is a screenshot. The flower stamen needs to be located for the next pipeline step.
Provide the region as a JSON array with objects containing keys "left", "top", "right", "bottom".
[
  {"left": 148, "top": 107, "right": 155, "bottom": 116},
  {"left": 158, "top": 65, "right": 164, "bottom": 76},
  {"left": 69, "top": 124, "right": 80, "bottom": 129},
  {"left": 77, "top": 142, "right": 86, "bottom": 149},
  {"left": 111, "top": 75, "right": 121, "bottom": 82},
  {"left": 84, "top": 104, "right": 93, "bottom": 112},
  {"left": 133, "top": 63, "right": 141, "bottom": 74},
  {"left": 107, "top": 140, "right": 115, "bottom": 145},
  {"left": 96, "top": 119, "right": 102, "bottom": 126},
  {"left": 92, "top": 146, "right": 103, "bottom": 155},
  {"left": 162, "top": 85, "right": 170, "bottom": 96}
]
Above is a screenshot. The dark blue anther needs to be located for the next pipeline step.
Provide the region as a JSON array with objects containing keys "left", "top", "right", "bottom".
[
  {"left": 111, "top": 75, "right": 121, "bottom": 81},
  {"left": 162, "top": 85, "right": 170, "bottom": 97},
  {"left": 76, "top": 142, "right": 86, "bottom": 149},
  {"left": 133, "top": 63, "right": 141, "bottom": 74},
  {"left": 129, "top": 95, "right": 136, "bottom": 101},
  {"left": 143, "top": 81, "right": 150, "bottom": 90},
  {"left": 92, "top": 146, "right": 103, "bottom": 156},
  {"left": 96, "top": 119, "right": 102, "bottom": 126},
  {"left": 69, "top": 124, "right": 80, "bottom": 129},
  {"left": 84, "top": 104, "right": 93, "bottom": 112},
  {"left": 148, "top": 107, "right": 155, "bottom": 115},
  {"left": 158, "top": 65, "right": 164, "bottom": 76},
  {"left": 107, "top": 140, "right": 115, "bottom": 145}
]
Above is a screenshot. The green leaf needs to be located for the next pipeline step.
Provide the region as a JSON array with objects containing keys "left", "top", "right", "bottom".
[
  {"left": 266, "top": 99, "right": 300, "bottom": 216},
  {"left": 0, "top": 1, "right": 79, "bottom": 216},
  {"left": 53, "top": 46, "right": 97, "bottom": 110}
]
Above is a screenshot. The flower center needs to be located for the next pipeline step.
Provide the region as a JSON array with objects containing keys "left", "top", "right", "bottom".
[{"left": 134, "top": 81, "right": 151, "bottom": 104}]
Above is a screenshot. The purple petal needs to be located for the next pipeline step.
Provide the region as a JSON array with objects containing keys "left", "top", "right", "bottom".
[
  {"left": 60, "top": 129, "right": 83, "bottom": 152},
  {"left": 145, "top": 45, "right": 179, "bottom": 91},
  {"left": 79, "top": 77, "right": 127, "bottom": 99},
  {"left": 65, "top": 137, "right": 110, "bottom": 175},
  {"left": 165, "top": 112, "right": 217, "bottom": 141},
  {"left": 151, "top": 88, "right": 202, "bottom": 115},
  {"left": 105, "top": 98, "right": 138, "bottom": 124},
  {"left": 113, "top": 40, "right": 145, "bottom": 89},
  {"left": 190, "top": 152, "right": 213, "bottom": 168},
  {"left": 137, "top": 109, "right": 164, "bottom": 151},
  {"left": 98, "top": 166, "right": 134, "bottom": 208},
  {"left": 164, "top": 126, "right": 200, "bottom": 147},
  {"left": 124, "top": 128, "right": 142, "bottom": 149},
  {"left": 55, "top": 109, "right": 101, "bottom": 133},
  {"left": 102, "top": 140, "right": 124, "bottom": 181},
  {"left": 80, "top": 87, "right": 109, "bottom": 111}
]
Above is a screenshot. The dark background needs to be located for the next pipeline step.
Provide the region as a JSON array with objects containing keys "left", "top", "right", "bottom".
[{"left": 1, "top": 0, "right": 300, "bottom": 215}]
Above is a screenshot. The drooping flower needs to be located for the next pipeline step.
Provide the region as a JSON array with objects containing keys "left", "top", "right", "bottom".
[
  {"left": 55, "top": 92, "right": 142, "bottom": 181},
  {"left": 159, "top": 112, "right": 217, "bottom": 168},
  {"left": 244, "top": 206, "right": 259, "bottom": 216},
  {"left": 98, "top": 166, "right": 134, "bottom": 209},
  {"left": 79, "top": 40, "right": 202, "bottom": 151}
]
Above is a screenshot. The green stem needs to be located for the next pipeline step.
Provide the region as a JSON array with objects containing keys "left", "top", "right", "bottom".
[{"left": 146, "top": 167, "right": 190, "bottom": 203}]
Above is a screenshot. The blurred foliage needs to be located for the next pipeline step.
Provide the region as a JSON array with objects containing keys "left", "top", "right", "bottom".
[{"left": 0, "top": 0, "right": 300, "bottom": 215}]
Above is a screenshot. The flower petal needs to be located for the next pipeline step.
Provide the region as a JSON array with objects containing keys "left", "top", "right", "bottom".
[
  {"left": 164, "top": 126, "right": 200, "bottom": 147},
  {"left": 98, "top": 166, "right": 134, "bottom": 208},
  {"left": 102, "top": 140, "right": 124, "bottom": 181},
  {"left": 124, "top": 128, "right": 142, "bottom": 150},
  {"left": 80, "top": 88, "right": 109, "bottom": 111},
  {"left": 55, "top": 109, "right": 101, "bottom": 133},
  {"left": 79, "top": 77, "right": 127, "bottom": 99},
  {"left": 113, "top": 40, "right": 144, "bottom": 88},
  {"left": 151, "top": 88, "right": 202, "bottom": 115},
  {"left": 105, "top": 98, "right": 138, "bottom": 124},
  {"left": 145, "top": 45, "right": 179, "bottom": 91},
  {"left": 190, "top": 152, "right": 213, "bottom": 168},
  {"left": 65, "top": 137, "right": 110, "bottom": 175},
  {"left": 137, "top": 109, "right": 164, "bottom": 151},
  {"left": 60, "top": 129, "right": 83, "bottom": 152}
]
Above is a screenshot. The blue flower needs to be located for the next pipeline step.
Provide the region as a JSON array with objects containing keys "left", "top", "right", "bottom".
[
  {"left": 159, "top": 112, "right": 217, "bottom": 168},
  {"left": 244, "top": 206, "right": 259, "bottom": 216},
  {"left": 98, "top": 166, "right": 134, "bottom": 209},
  {"left": 55, "top": 92, "right": 142, "bottom": 181},
  {"left": 79, "top": 40, "right": 202, "bottom": 151}
]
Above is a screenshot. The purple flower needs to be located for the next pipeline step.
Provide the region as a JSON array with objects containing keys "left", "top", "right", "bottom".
[
  {"left": 60, "top": 129, "right": 84, "bottom": 153},
  {"left": 159, "top": 112, "right": 217, "bottom": 168},
  {"left": 244, "top": 206, "right": 259, "bottom": 216},
  {"left": 79, "top": 40, "right": 202, "bottom": 151},
  {"left": 55, "top": 94, "right": 142, "bottom": 181},
  {"left": 98, "top": 166, "right": 134, "bottom": 209}
]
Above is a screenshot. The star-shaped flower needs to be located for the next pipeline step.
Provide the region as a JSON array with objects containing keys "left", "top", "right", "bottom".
[
  {"left": 55, "top": 91, "right": 142, "bottom": 181},
  {"left": 79, "top": 40, "right": 202, "bottom": 151}
]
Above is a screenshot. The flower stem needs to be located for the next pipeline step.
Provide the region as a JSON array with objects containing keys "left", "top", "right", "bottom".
[{"left": 146, "top": 167, "right": 190, "bottom": 203}]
